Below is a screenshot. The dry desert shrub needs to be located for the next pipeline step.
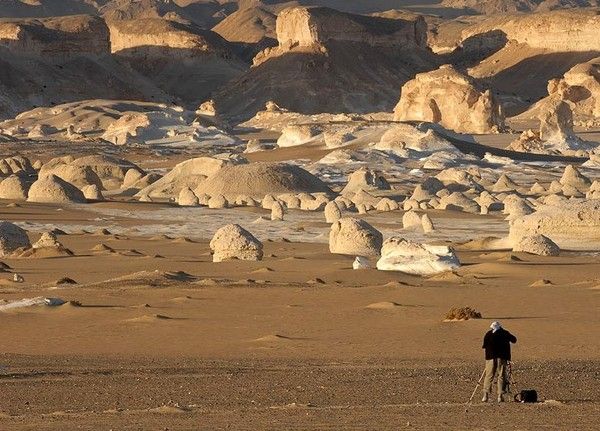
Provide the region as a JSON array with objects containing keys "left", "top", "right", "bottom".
[{"left": 444, "top": 307, "right": 482, "bottom": 321}]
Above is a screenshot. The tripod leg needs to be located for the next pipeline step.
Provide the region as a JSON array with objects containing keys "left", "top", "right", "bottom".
[{"left": 468, "top": 369, "right": 487, "bottom": 404}]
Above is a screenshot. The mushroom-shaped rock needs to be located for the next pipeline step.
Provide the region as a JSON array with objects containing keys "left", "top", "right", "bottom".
[
  {"left": 81, "top": 184, "right": 104, "bottom": 201},
  {"left": 210, "top": 224, "right": 263, "bottom": 262},
  {"left": 178, "top": 187, "right": 199, "bottom": 207},
  {"left": 27, "top": 175, "right": 86, "bottom": 204},
  {"left": 0, "top": 221, "right": 31, "bottom": 257},
  {"left": 0, "top": 175, "right": 30, "bottom": 200},
  {"left": 271, "top": 201, "right": 285, "bottom": 221},
  {"left": 341, "top": 168, "right": 391, "bottom": 195},
  {"left": 329, "top": 217, "right": 383, "bottom": 257},
  {"left": 324, "top": 201, "right": 342, "bottom": 223},
  {"left": 513, "top": 234, "right": 560, "bottom": 256},
  {"left": 376, "top": 238, "right": 460, "bottom": 275}
]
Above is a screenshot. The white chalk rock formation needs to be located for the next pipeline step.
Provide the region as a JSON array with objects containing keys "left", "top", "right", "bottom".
[
  {"left": 510, "top": 100, "right": 597, "bottom": 155},
  {"left": 376, "top": 198, "right": 399, "bottom": 212},
  {"left": 210, "top": 224, "right": 263, "bottom": 262},
  {"left": 353, "top": 256, "right": 371, "bottom": 270},
  {"left": 324, "top": 201, "right": 342, "bottom": 223},
  {"left": 271, "top": 201, "right": 285, "bottom": 221},
  {"left": 438, "top": 192, "right": 480, "bottom": 213},
  {"left": 39, "top": 163, "right": 103, "bottom": 189},
  {"left": 33, "top": 231, "right": 61, "bottom": 249},
  {"left": 559, "top": 164, "right": 591, "bottom": 190},
  {"left": 509, "top": 200, "right": 600, "bottom": 250},
  {"left": 394, "top": 65, "right": 504, "bottom": 134},
  {"left": 492, "top": 174, "right": 519, "bottom": 193},
  {"left": 586, "top": 180, "right": 600, "bottom": 199},
  {"left": 81, "top": 184, "right": 104, "bottom": 201},
  {"left": 178, "top": 187, "right": 199, "bottom": 207},
  {"left": 198, "top": 162, "right": 332, "bottom": 201},
  {"left": 422, "top": 214, "right": 435, "bottom": 233},
  {"left": 277, "top": 125, "right": 319, "bottom": 147},
  {"left": 329, "top": 217, "right": 383, "bottom": 257},
  {"left": 0, "top": 221, "right": 31, "bottom": 257},
  {"left": 123, "top": 168, "right": 145, "bottom": 188},
  {"left": 341, "top": 167, "right": 391, "bottom": 195},
  {"left": 374, "top": 123, "right": 458, "bottom": 155},
  {"left": 0, "top": 175, "right": 30, "bottom": 200},
  {"left": 402, "top": 210, "right": 422, "bottom": 230},
  {"left": 27, "top": 175, "right": 86, "bottom": 204},
  {"left": 376, "top": 237, "right": 460, "bottom": 275},
  {"left": 136, "top": 156, "right": 240, "bottom": 199},
  {"left": 513, "top": 234, "right": 560, "bottom": 256},
  {"left": 208, "top": 194, "right": 228, "bottom": 209}
]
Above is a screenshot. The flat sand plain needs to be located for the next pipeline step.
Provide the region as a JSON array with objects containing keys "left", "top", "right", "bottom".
[{"left": 0, "top": 200, "right": 599, "bottom": 430}]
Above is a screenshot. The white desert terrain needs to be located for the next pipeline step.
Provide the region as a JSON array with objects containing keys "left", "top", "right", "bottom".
[{"left": 0, "top": 1, "right": 600, "bottom": 430}]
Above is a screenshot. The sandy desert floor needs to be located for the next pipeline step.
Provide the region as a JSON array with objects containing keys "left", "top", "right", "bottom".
[{"left": 0, "top": 199, "right": 599, "bottom": 430}]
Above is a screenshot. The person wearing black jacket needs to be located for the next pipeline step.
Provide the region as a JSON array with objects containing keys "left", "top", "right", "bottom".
[{"left": 481, "top": 321, "right": 517, "bottom": 402}]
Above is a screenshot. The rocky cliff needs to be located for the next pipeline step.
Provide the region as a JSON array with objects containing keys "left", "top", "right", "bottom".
[
  {"left": 214, "top": 6, "right": 438, "bottom": 120},
  {"left": 0, "top": 15, "right": 110, "bottom": 56},
  {"left": 275, "top": 6, "right": 427, "bottom": 49},
  {"left": 109, "top": 18, "right": 233, "bottom": 55},
  {"left": 460, "top": 9, "right": 600, "bottom": 52}
]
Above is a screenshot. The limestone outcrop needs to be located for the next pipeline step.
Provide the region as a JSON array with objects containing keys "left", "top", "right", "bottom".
[
  {"left": 0, "top": 221, "right": 31, "bottom": 257},
  {"left": 329, "top": 217, "right": 383, "bottom": 257},
  {"left": 460, "top": 9, "right": 600, "bottom": 52},
  {"left": 136, "top": 156, "right": 241, "bottom": 199},
  {"left": 510, "top": 200, "right": 600, "bottom": 250},
  {"left": 210, "top": 224, "right": 263, "bottom": 262},
  {"left": 509, "top": 99, "right": 597, "bottom": 155},
  {"left": 394, "top": 65, "right": 504, "bottom": 134},
  {"left": 376, "top": 237, "right": 460, "bottom": 275},
  {"left": 27, "top": 175, "right": 86, "bottom": 204},
  {"left": 0, "top": 15, "right": 110, "bottom": 56},
  {"left": 198, "top": 162, "right": 333, "bottom": 201},
  {"left": 341, "top": 168, "right": 390, "bottom": 195},
  {"left": 273, "top": 6, "right": 427, "bottom": 53},
  {"left": 0, "top": 175, "right": 30, "bottom": 200},
  {"left": 513, "top": 234, "right": 560, "bottom": 256}
]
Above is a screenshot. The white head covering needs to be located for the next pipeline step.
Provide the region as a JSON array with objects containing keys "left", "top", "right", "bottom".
[{"left": 490, "top": 321, "right": 502, "bottom": 333}]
